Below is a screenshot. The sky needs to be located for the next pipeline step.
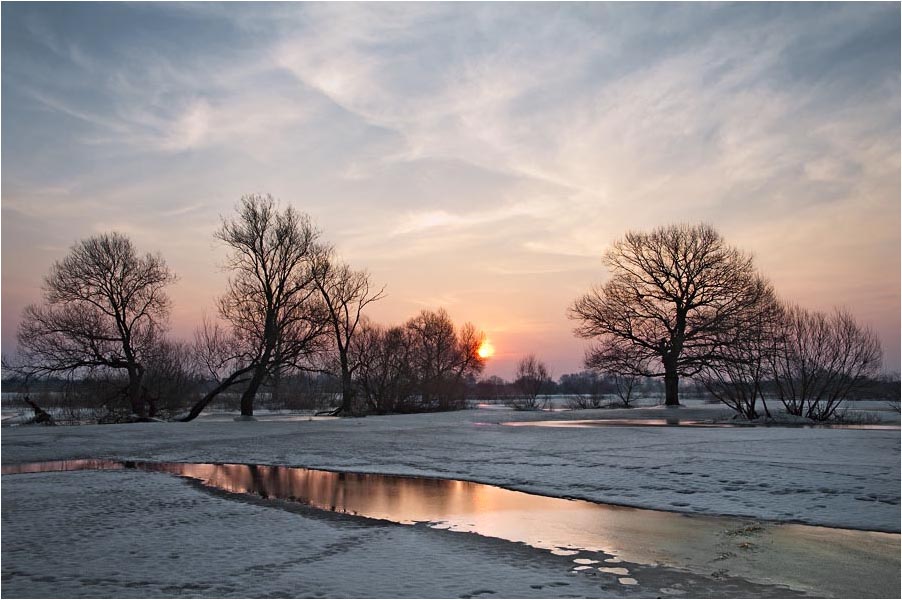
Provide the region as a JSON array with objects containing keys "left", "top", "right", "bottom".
[{"left": 2, "top": 2, "right": 900, "bottom": 379}]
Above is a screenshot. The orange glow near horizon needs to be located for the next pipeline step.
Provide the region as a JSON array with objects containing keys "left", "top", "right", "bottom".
[{"left": 477, "top": 340, "right": 495, "bottom": 359}]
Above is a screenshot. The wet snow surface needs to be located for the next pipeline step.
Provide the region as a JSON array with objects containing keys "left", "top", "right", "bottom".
[{"left": 2, "top": 403, "right": 899, "bottom": 597}]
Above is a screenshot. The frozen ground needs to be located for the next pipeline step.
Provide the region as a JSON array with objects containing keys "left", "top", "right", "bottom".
[{"left": 2, "top": 403, "right": 899, "bottom": 597}]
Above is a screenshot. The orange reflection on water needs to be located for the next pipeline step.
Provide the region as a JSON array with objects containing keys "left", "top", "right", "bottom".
[
  {"left": 0, "top": 459, "right": 125, "bottom": 474},
  {"left": 1, "top": 459, "right": 618, "bottom": 552},
  {"left": 138, "top": 463, "right": 492, "bottom": 523}
]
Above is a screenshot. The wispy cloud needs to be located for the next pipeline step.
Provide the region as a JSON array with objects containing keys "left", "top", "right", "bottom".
[
  {"left": 2, "top": 2, "right": 898, "bottom": 375},
  {"left": 392, "top": 202, "right": 548, "bottom": 236}
]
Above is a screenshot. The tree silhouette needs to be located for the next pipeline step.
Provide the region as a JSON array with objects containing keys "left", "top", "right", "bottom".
[
  {"left": 510, "top": 354, "right": 551, "bottom": 410},
  {"left": 17, "top": 233, "right": 176, "bottom": 418},
  {"left": 770, "top": 306, "right": 882, "bottom": 420},
  {"left": 570, "top": 223, "right": 771, "bottom": 406},
  {"left": 214, "top": 194, "right": 327, "bottom": 417},
  {"left": 313, "top": 250, "right": 385, "bottom": 415}
]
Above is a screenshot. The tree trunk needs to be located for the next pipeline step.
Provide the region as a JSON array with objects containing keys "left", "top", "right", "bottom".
[
  {"left": 127, "top": 366, "right": 146, "bottom": 418},
  {"left": 240, "top": 365, "right": 267, "bottom": 416},
  {"left": 339, "top": 354, "right": 354, "bottom": 414},
  {"left": 271, "top": 367, "right": 282, "bottom": 410},
  {"left": 181, "top": 367, "right": 253, "bottom": 422},
  {"left": 663, "top": 363, "right": 680, "bottom": 406},
  {"left": 24, "top": 396, "right": 55, "bottom": 425}
]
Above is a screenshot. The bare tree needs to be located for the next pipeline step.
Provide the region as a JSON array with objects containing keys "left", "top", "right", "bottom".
[
  {"left": 313, "top": 250, "right": 385, "bottom": 415},
  {"left": 698, "top": 293, "right": 782, "bottom": 419},
  {"left": 405, "top": 309, "right": 486, "bottom": 411},
  {"left": 610, "top": 372, "right": 639, "bottom": 408},
  {"left": 189, "top": 195, "right": 327, "bottom": 419},
  {"left": 351, "top": 310, "right": 486, "bottom": 413},
  {"left": 16, "top": 233, "right": 176, "bottom": 418},
  {"left": 456, "top": 322, "right": 487, "bottom": 387},
  {"left": 570, "top": 223, "right": 770, "bottom": 406},
  {"left": 770, "top": 306, "right": 882, "bottom": 421},
  {"left": 509, "top": 354, "right": 551, "bottom": 410},
  {"left": 352, "top": 321, "right": 415, "bottom": 413},
  {"left": 141, "top": 339, "right": 203, "bottom": 418},
  {"left": 584, "top": 343, "right": 650, "bottom": 408}
]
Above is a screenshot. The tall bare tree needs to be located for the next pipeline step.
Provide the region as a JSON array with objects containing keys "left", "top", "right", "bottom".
[
  {"left": 212, "top": 194, "right": 327, "bottom": 417},
  {"left": 570, "top": 223, "right": 770, "bottom": 406},
  {"left": 313, "top": 250, "right": 385, "bottom": 415},
  {"left": 16, "top": 232, "right": 176, "bottom": 418}
]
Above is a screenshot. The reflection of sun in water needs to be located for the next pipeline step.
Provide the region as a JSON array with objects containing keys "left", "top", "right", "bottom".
[{"left": 477, "top": 340, "right": 495, "bottom": 359}]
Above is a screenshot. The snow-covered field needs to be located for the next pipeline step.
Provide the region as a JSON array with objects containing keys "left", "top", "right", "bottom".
[{"left": 2, "top": 403, "right": 899, "bottom": 597}]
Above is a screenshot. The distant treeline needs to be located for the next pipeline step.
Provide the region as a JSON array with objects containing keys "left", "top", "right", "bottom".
[{"left": 4, "top": 369, "right": 896, "bottom": 414}]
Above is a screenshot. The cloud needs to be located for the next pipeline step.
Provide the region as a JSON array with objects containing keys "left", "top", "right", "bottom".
[
  {"left": 391, "top": 202, "right": 548, "bottom": 236},
  {"left": 2, "top": 2, "right": 899, "bottom": 374}
]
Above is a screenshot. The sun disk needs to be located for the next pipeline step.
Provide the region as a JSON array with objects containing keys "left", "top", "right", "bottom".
[{"left": 477, "top": 340, "right": 495, "bottom": 359}]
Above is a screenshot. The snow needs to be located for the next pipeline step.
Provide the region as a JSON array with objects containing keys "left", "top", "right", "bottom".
[{"left": 2, "top": 403, "right": 899, "bottom": 597}]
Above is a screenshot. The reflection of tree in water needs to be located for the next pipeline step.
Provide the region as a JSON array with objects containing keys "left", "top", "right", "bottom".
[
  {"left": 247, "top": 464, "right": 267, "bottom": 498},
  {"left": 2, "top": 460, "right": 489, "bottom": 522},
  {"left": 195, "top": 466, "right": 471, "bottom": 518}
]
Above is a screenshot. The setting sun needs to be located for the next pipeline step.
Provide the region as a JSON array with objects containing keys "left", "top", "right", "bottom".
[{"left": 477, "top": 340, "right": 495, "bottom": 359}]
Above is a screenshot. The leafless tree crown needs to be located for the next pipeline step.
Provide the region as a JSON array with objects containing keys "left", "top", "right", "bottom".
[
  {"left": 313, "top": 248, "right": 386, "bottom": 414},
  {"left": 770, "top": 305, "right": 882, "bottom": 420},
  {"left": 698, "top": 293, "right": 783, "bottom": 419},
  {"left": 17, "top": 232, "right": 176, "bottom": 417},
  {"left": 570, "top": 223, "right": 771, "bottom": 405},
  {"left": 353, "top": 309, "right": 485, "bottom": 413}
]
